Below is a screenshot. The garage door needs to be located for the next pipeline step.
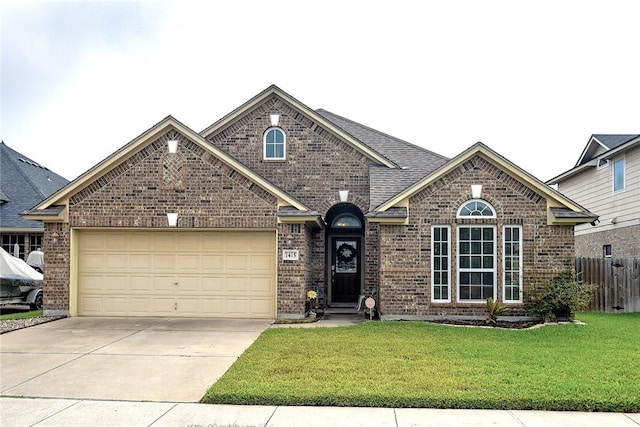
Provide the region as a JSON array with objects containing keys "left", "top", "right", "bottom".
[{"left": 77, "top": 230, "right": 276, "bottom": 318}]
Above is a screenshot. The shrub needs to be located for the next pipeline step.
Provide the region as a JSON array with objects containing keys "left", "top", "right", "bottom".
[
  {"left": 485, "top": 297, "right": 509, "bottom": 325},
  {"left": 528, "top": 271, "right": 594, "bottom": 322}
]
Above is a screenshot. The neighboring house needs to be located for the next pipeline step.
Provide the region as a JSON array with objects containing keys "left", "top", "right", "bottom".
[
  {"left": 547, "top": 134, "right": 640, "bottom": 258},
  {"left": 0, "top": 141, "right": 69, "bottom": 261},
  {"left": 24, "top": 85, "right": 596, "bottom": 320}
]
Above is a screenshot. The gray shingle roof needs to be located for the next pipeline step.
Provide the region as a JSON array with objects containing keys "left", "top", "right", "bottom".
[
  {"left": 592, "top": 134, "right": 640, "bottom": 150},
  {"left": 0, "top": 141, "right": 69, "bottom": 230},
  {"left": 315, "top": 109, "right": 449, "bottom": 209}
]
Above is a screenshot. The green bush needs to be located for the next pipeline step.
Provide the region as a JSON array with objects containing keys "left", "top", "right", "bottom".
[{"left": 528, "top": 271, "right": 594, "bottom": 322}]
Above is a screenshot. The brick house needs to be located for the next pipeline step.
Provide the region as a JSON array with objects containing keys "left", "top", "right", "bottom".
[{"left": 24, "top": 85, "right": 596, "bottom": 320}]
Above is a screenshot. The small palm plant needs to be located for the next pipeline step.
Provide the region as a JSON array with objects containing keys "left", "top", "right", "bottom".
[{"left": 485, "top": 297, "right": 509, "bottom": 326}]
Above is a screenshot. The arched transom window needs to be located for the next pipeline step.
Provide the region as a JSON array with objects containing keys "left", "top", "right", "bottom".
[
  {"left": 331, "top": 213, "right": 362, "bottom": 229},
  {"left": 457, "top": 200, "right": 495, "bottom": 218}
]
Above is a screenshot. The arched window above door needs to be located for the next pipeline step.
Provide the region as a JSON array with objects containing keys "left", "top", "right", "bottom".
[{"left": 331, "top": 213, "right": 362, "bottom": 229}]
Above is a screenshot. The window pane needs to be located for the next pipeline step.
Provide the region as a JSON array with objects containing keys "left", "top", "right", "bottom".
[
  {"left": 483, "top": 242, "right": 493, "bottom": 254},
  {"left": 460, "top": 228, "right": 469, "bottom": 240},
  {"left": 614, "top": 158, "right": 625, "bottom": 191},
  {"left": 471, "top": 242, "right": 481, "bottom": 254},
  {"left": 483, "top": 228, "right": 493, "bottom": 240},
  {"left": 460, "top": 242, "right": 470, "bottom": 254},
  {"left": 483, "top": 256, "right": 493, "bottom": 269},
  {"left": 460, "top": 256, "right": 470, "bottom": 269},
  {"left": 471, "top": 256, "right": 481, "bottom": 268},
  {"left": 471, "top": 228, "right": 481, "bottom": 240}
]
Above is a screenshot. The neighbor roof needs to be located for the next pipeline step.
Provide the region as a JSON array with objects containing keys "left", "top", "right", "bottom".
[{"left": 0, "top": 141, "right": 69, "bottom": 230}]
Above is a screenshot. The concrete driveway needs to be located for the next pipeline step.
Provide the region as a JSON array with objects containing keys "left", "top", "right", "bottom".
[{"left": 0, "top": 317, "right": 272, "bottom": 402}]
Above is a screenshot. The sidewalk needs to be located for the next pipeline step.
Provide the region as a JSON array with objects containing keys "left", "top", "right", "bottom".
[{"left": 2, "top": 397, "right": 639, "bottom": 426}]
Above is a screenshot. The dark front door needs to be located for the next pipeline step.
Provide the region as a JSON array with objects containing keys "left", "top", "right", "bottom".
[{"left": 330, "top": 237, "right": 361, "bottom": 303}]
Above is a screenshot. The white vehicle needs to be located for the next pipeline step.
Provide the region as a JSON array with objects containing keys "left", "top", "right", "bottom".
[{"left": 0, "top": 247, "right": 43, "bottom": 310}]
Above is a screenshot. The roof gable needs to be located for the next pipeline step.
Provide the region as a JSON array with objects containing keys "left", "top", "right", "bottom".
[
  {"left": 373, "top": 142, "right": 596, "bottom": 225},
  {"left": 25, "top": 116, "right": 312, "bottom": 221},
  {"left": 576, "top": 134, "right": 640, "bottom": 166},
  {"left": 200, "top": 85, "right": 398, "bottom": 169}
]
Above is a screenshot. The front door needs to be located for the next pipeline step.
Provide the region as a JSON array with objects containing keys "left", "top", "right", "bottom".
[{"left": 330, "top": 237, "right": 361, "bottom": 303}]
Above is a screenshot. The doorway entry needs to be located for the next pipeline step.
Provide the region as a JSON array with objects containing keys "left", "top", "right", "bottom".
[{"left": 326, "top": 204, "right": 364, "bottom": 305}]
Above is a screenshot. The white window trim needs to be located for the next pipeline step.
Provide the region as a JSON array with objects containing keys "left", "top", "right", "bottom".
[
  {"left": 431, "top": 225, "right": 451, "bottom": 303},
  {"left": 263, "top": 127, "right": 286, "bottom": 160},
  {"left": 502, "top": 225, "right": 523, "bottom": 303},
  {"left": 456, "top": 199, "right": 497, "bottom": 218},
  {"left": 612, "top": 156, "right": 625, "bottom": 193},
  {"left": 456, "top": 225, "right": 497, "bottom": 303}
]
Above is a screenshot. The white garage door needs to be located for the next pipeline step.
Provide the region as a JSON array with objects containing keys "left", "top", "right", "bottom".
[{"left": 77, "top": 230, "right": 276, "bottom": 318}]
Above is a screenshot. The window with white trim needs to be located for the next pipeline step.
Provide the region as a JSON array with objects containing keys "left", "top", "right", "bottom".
[
  {"left": 264, "top": 128, "right": 286, "bottom": 160},
  {"left": 457, "top": 199, "right": 496, "bottom": 218},
  {"left": 431, "top": 226, "right": 450, "bottom": 302},
  {"left": 458, "top": 226, "right": 496, "bottom": 302},
  {"left": 613, "top": 157, "right": 625, "bottom": 192},
  {"left": 503, "top": 225, "right": 522, "bottom": 302}
]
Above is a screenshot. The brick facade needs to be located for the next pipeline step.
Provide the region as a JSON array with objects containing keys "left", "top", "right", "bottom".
[
  {"left": 378, "top": 154, "right": 576, "bottom": 319},
  {"left": 39, "top": 89, "right": 583, "bottom": 320},
  {"left": 576, "top": 225, "right": 640, "bottom": 258}
]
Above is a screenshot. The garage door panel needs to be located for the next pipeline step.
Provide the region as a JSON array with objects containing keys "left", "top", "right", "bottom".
[
  {"left": 226, "top": 277, "right": 249, "bottom": 293},
  {"left": 105, "top": 233, "right": 129, "bottom": 249},
  {"left": 79, "top": 275, "right": 105, "bottom": 292},
  {"left": 154, "top": 254, "right": 175, "bottom": 269},
  {"left": 201, "top": 276, "right": 225, "bottom": 292},
  {"left": 130, "top": 234, "right": 153, "bottom": 250},
  {"left": 80, "top": 254, "right": 105, "bottom": 270},
  {"left": 130, "top": 254, "right": 153, "bottom": 269},
  {"left": 130, "top": 275, "right": 154, "bottom": 291},
  {"left": 202, "top": 255, "right": 224, "bottom": 271},
  {"left": 78, "top": 231, "right": 275, "bottom": 318},
  {"left": 227, "top": 255, "right": 248, "bottom": 270},
  {"left": 105, "top": 254, "right": 128, "bottom": 269},
  {"left": 177, "top": 254, "right": 200, "bottom": 270},
  {"left": 102, "top": 276, "right": 128, "bottom": 291},
  {"left": 177, "top": 276, "right": 200, "bottom": 292},
  {"left": 250, "top": 277, "right": 273, "bottom": 293},
  {"left": 250, "top": 255, "right": 274, "bottom": 271},
  {"left": 153, "top": 276, "right": 178, "bottom": 292},
  {"left": 153, "top": 233, "right": 178, "bottom": 249}
]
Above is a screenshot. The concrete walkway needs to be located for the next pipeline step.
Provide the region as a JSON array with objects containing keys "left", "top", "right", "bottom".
[{"left": 2, "top": 397, "right": 639, "bottom": 426}]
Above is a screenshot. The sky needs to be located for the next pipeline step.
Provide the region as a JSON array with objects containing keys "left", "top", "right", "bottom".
[{"left": 1, "top": 0, "right": 639, "bottom": 183}]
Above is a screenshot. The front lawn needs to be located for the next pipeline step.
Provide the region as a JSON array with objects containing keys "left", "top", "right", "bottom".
[{"left": 202, "top": 313, "right": 640, "bottom": 412}]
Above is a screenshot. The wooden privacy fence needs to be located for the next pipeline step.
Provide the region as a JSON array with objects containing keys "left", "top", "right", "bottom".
[{"left": 576, "top": 257, "right": 640, "bottom": 313}]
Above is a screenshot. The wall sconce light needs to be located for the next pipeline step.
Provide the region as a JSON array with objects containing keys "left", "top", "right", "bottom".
[
  {"left": 471, "top": 184, "right": 482, "bottom": 199},
  {"left": 610, "top": 217, "right": 617, "bottom": 224},
  {"left": 270, "top": 114, "right": 280, "bottom": 127},
  {"left": 167, "top": 213, "right": 178, "bottom": 227},
  {"left": 590, "top": 218, "right": 600, "bottom": 227},
  {"left": 167, "top": 139, "right": 179, "bottom": 154},
  {"left": 51, "top": 231, "right": 60, "bottom": 244},
  {"left": 339, "top": 190, "right": 349, "bottom": 202},
  {"left": 285, "top": 233, "right": 293, "bottom": 246}
]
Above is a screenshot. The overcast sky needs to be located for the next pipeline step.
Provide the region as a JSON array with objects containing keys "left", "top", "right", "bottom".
[{"left": 2, "top": 0, "right": 639, "bottom": 183}]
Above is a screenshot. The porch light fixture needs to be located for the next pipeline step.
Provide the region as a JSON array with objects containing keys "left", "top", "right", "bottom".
[
  {"left": 339, "top": 190, "right": 349, "bottom": 202},
  {"left": 270, "top": 114, "right": 280, "bottom": 127},
  {"left": 167, "top": 139, "right": 179, "bottom": 154},
  {"left": 51, "top": 231, "right": 60, "bottom": 244},
  {"left": 167, "top": 213, "right": 178, "bottom": 227},
  {"left": 471, "top": 184, "right": 482, "bottom": 199},
  {"left": 285, "top": 233, "right": 293, "bottom": 246}
]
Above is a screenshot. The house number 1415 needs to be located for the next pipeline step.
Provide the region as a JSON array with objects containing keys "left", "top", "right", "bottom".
[{"left": 282, "top": 250, "right": 299, "bottom": 261}]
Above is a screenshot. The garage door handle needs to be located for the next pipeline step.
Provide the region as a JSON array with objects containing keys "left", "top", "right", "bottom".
[{"left": 173, "top": 282, "right": 178, "bottom": 285}]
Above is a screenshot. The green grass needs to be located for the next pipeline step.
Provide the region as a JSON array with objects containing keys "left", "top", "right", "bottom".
[
  {"left": 0, "top": 310, "right": 43, "bottom": 320},
  {"left": 202, "top": 312, "right": 640, "bottom": 412}
]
